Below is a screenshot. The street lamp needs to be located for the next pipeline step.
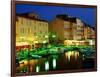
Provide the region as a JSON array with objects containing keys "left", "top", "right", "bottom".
[
  {"left": 52, "top": 35, "right": 56, "bottom": 38},
  {"left": 45, "top": 35, "right": 49, "bottom": 38},
  {"left": 52, "top": 35, "right": 56, "bottom": 45},
  {"left": 44, "top": 35, "right": 49, "bottom": 44},
  {"left": 36, "top": 36, "right": 38, "bottom": 38},
  {"left": 43, "top": 40, "right": 47, "bottom": 44},
  {"left": 34, "top": 41, "right": 39, "bottom": 44}
]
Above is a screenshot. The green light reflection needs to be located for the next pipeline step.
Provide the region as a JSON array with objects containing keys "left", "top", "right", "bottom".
[
  {"left": 36, "top": 65, "right": 40, "bottom": 72},
  {"left": 53, "top": 58, "right": 56, "bottom": 69},
  {"left": 45, "top": 61, "right": 49, "bottom": 71}
]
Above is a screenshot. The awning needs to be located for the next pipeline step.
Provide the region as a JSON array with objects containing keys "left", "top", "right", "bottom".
[{"left": 16, "top": 42, "right": 29, "bottom": 46}]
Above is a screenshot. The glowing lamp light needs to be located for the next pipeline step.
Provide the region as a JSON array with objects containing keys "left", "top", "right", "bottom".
[
  {"left": 43, "top": 40, "right": 46, "bottom": 44},
  {"left": 24, "top": 60, "right": 28, "bottom": 66},
  {"left": 20, "top": 36, "right": 25, "bottom": 39},
  {"left": 45, "top": 35, "right": 49, "bottom": 38},
  {"left": 34, "top": 41, "right": 39, "bottom": 43},
  {"left": 89, "top": 40, "right": 93, "bottom": 45},
  {"left": 52, "top": 35, "right": 56, "bottom": 38},
  {"left": 35, "top": 36, "right": 38, "bottom": 38}
]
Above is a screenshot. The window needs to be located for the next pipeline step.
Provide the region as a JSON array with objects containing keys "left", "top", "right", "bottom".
[
  {"left": 35, "top": 21, "right": 37, "bottom": 24},
  {"left": 39, "top": 22, "right": 41, "bottom": 26},
  {"left": 34, "top": 32, "right": 36, "bottom": 35},
  {"left": 28, "top": 19, "right": 30, "bottom": 25},
  {"left": 29, "top": 20, "right": 31, "bottom": 26},
  {"left": 28, "top": 28, "right": 31, "bottom": 34},
  {"left": 26, "top": 19, "right": 28, "bottom": 25},
  {"left": 46, "top": 23, "right": 48, "bottom": 26},
  {"left": 26, "top": 19, "right": 30, "bottom": 26},
  {"left": 40, "top": 31, "right": 42, "bottom": 34},
  {"left": 34, "top": 25, "right": 36, "bottom": 30},
  {"left": 20, "top": 17, "right": 23, "bottom": 25},
  {"left": 24, "top": 18, "right": 26, "bottom": 25},
  {"left": 64, "top": 25, "right": 70, "bottom": 29},
  {"left": 34, "top": 21, "right": 36, "bottom": 24},
  {"left": 20, "top": 28, "right": 24, "bottom": 34}
]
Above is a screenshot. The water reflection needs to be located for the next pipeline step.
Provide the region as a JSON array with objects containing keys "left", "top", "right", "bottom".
[
  {"left": 53, "top": 58, "right": 56, "bottom": 69},
  {"left": 75, "top": 51, "right": 79, "bottom": 60},
  {"left": 45, "top": 61, "right": 49, "bottom": 71},
  {"left": 82, "top": 55, "right": 85, "bottom": 60},
  {"left": 16, "top": 50, "right": 95, "bottom": 73},
  {"left": 65, "top": 51, "right": 79, "bottom": 61},
  {"left": 36, "top": 65, "right": 40, "bottom": 72}
]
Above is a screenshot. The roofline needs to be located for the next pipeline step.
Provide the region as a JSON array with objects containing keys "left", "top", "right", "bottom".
[{"left": 16, "top": 15, "right": 48, "bottom": 22}]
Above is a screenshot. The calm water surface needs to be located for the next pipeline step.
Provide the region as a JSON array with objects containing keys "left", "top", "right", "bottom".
[{"left": 16, "top": 50, "right": 95, "bottom": 73}]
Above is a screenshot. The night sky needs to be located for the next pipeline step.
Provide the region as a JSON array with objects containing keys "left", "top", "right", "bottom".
[{"left": 16, "top": 4, "right": 96, "bottom": 27}]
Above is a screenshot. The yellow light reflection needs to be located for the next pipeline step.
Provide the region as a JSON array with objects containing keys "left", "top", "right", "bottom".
[
  {"left": 68, "top": 51, "right": 72, "bottom": 61},
  {"left": 75, "top": 52, "right": 79, "bottom": 60},
  {"left": 65, "top": 51, "right": 80, "bottom": 61}
]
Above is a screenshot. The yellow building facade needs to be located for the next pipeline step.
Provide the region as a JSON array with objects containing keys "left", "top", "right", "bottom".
[
  {"left": 16, "top": 13, "right": 49, "bottom": 46},
  {"left": 49, "top": 15, "right": 85, "bottom": 42}
]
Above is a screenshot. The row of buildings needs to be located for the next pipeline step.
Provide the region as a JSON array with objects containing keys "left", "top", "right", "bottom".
[
  {"left": 49, "top": 15, "right": 95, "bottom": 45},
  {"left": 16, "top": 13, "right": 95, "bottom": 47}
]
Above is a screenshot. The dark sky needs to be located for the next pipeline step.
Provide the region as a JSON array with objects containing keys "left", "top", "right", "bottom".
[{"left": 16, "top": 4, "right": 96, "bottom": 27}]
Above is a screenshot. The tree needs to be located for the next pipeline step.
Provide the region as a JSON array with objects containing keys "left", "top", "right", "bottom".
[{"left": 48, "top": 32, "right": 57, "bottom": 45}]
